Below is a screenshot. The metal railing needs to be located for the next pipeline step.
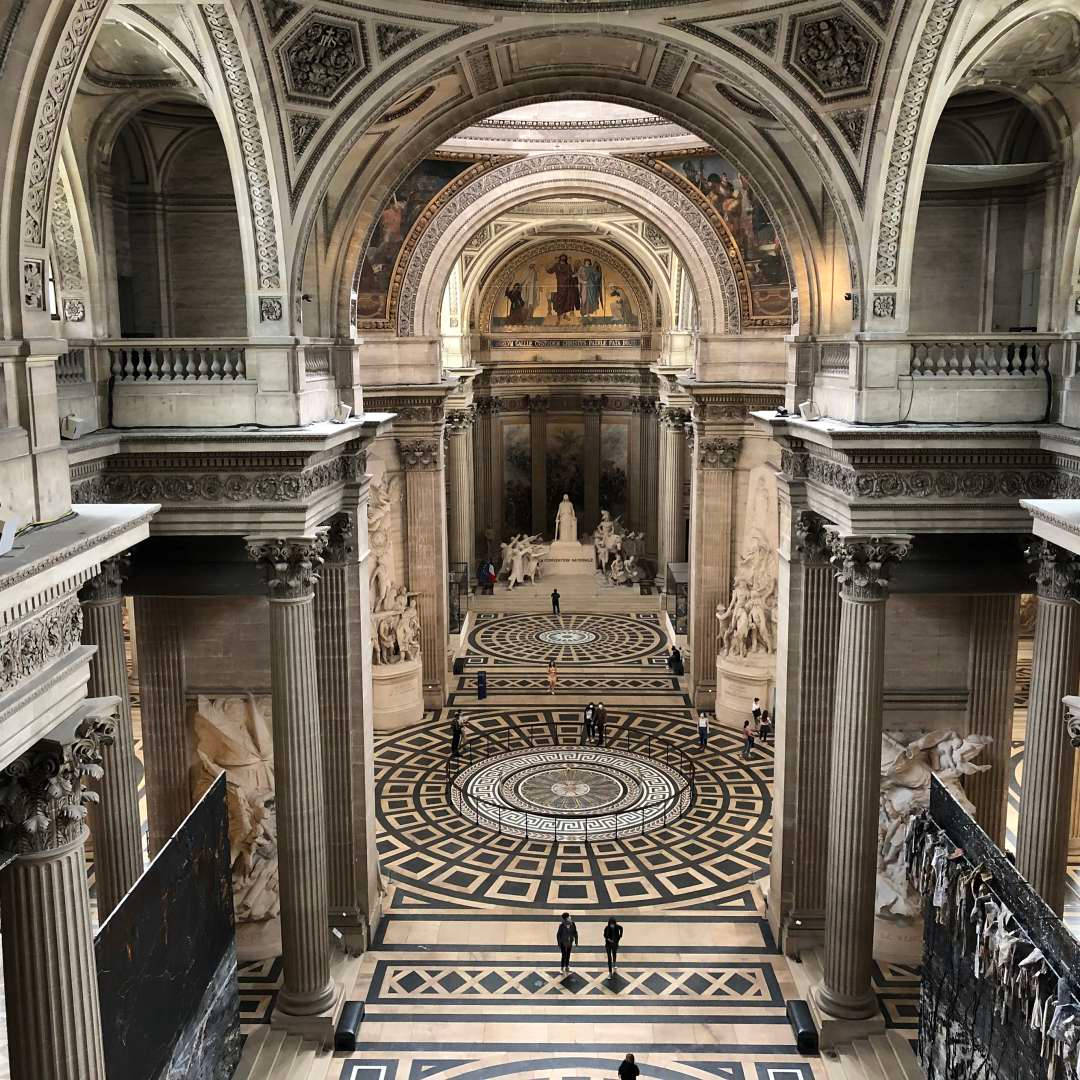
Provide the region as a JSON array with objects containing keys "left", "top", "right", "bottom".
[{"left": 447, "top": 722, "right": 695, "bottom": 843}]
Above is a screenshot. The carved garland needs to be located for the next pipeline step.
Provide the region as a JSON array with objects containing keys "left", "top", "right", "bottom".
[
  {"left": 0, "top": 596, "right": 84, "bottom": 695},
  {"left": 396, "top": 153, "right": 742, "bottom": 337},
  {"left": 203, "top": 5, "right": 282, "bottom": 291}
]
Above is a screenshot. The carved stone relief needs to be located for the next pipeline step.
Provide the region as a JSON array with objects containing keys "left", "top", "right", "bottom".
[
  {"left": 282, "top": 16, "right": 366, "bottom": 101},
  {"left": 732, "top": 18, "right": 779, "bottom": 54},
  {"left": 22, "top": 259, "right": 44, "bottom": 310},
  {"left": 0, "top": 595, "right": 84, "bottom": 695},
  {"left": 789, "top": 10, "right": 877, "bottom": 98}
]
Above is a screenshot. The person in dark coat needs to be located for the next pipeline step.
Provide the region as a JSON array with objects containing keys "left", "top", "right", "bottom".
[
  {"left": 595, "top": 702, "right": 607, "bottom": 746},
  {"left": 556, "top": 912, "right": 578, "bottom": 973},
  {"left": 667, "top": 646, "right": 683, "bottom": 675},
  {"left": 450, "top": 712, "right": 463, "bottom": 757},
  {"left": 604, "top": 917, "right": 624, "bottom": 974},
  {"left": 742, "top": 717, "right": 756, "bottom": 760},
  {"left": 618, "top": 1054, "right": 640, "bottom": 1080},
  {"left": 583, "top": 703, "right": 596, "bottom": 744},
  {"left": 551, "top": 588, "right": 561, "bottom": 615}
]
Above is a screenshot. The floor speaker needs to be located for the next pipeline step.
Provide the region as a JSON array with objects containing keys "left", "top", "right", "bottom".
[
  {"left": 335, "top": 1001, "right": 365, "bottom": 1051},
  {"left": 786, "top": 998, "right": 818, "bottom": 1053}
]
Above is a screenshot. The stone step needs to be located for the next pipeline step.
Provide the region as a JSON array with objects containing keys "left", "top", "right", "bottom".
[
  {"left": 883, "top": 1030, "right": 923, "bottom": 1079},
  {"left": 235, "top": 1027, "right": 285, "bottom": 1079},
  {"left": 267, "top": 1034, "right": 304, "bottom": 1080}
]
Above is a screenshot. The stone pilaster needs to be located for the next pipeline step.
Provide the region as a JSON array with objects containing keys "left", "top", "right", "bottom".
[
  {"left": 399, "top": 437, "right": 450, "bottom": 706},
  {"left": 133, "top": 595, "right": 189, "bottom": 857},
  {"left": 687, "top": 432, "right": 740, "bottom": 708},
  {"left": 314, "top": 514, "right": 381, "bottom": 948},
  {"left": 445, "top": 409, "right": 475, "bottom": 588},
  {"left": 0, "top": 706, "right": 116, "bottom": 1080},
  {"left": 815, "top": 533, "right": 911, "bottom": 1026},
  {"left": 80, "top": 555, "right": 144, "bottom": 920},
  {"left": 248, "top": 536, "right": 341, "bottom": 1032},
  {"left": 472, "top": 400, "right": 494, "bottom": 557},
  {"left": 642, "top": 401, "right": 659, "bottom": 559},
  {"left": 965, "top": 594, "right": 1020, "bottom": 847},
  {"left": 583, "top": 396, "right": 602, "bottom": 533},
  {"left": 1016, "top": 541, "right": 1080, "bottom": 915},
  {"left": 529, "top": 396, "right": 547, "bottom": 536},
  {"left": 770, "top": 509, "right": 841, "bottom": 953},
  {"left": 657, "top": 408, "right": 688, "bottom": 584}
]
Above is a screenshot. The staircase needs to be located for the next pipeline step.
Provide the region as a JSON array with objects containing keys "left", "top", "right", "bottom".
[
  {"left": 232, "top": 1027, "right": 338, "bottom": 1080},
  {"left": 819, "top": 1033, "right": 922, "bottom": 1079},
  {"left": 469, "top": 573, "right": 662, "bottom": 613}
]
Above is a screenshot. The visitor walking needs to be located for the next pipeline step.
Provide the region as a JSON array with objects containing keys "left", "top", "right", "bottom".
[
  {"left": 697, "top": 712, "right": 709, "bottom": 749},
  {"left": 450, "top": 712, "right": 464, "bottom": 757},
  {"left": 618, "top": 1054, "right": 640, "bottom": 1080},
  {"left": 556, "top": 912, "right": 578, "bottom": 973},
  {"left": 583, "top": 702, "right": 596, "bottom": 743},
  {"left": 751, "top": 697, "right": 762, "bottom": 725},
  {"left": 604, "top": 917, "right": 623, "bottom": 974},
  {"left": 551, "top": 588, "right": 561, "bottom": 615},
  {"left": 547, "top": 660, "right": 559, "bottom": 695},
  {"left": 742, "top": 716, "right": 756, "bottom": 760},
  {"left": 667, "top": 646, "right": 683, "bottom": 675},
  {"left": 759, "top": 708, "right": 772, "bottom": 743},
  {"left": 595, "top": 701, "right": 607, "bottom": 746}
]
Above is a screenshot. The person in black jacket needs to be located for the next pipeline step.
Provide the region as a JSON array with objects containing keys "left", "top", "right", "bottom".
[
  {"left": 618, "top": 1054, "right": 640, "bottom": 1080},
  {"left": 450, "top": 712, "right": 463, "bottom": 757},
  {"left": 595, "top": 702, "right": 607, "bottom": 746},
  {"left": 556, "top": 912, "right": 578, "bottom": 973},
  {"left": 604, "top": 917, "right": 623, "bottom": 974}
]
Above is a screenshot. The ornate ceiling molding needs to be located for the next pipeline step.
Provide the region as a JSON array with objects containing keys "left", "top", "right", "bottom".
[{"left": 50, "top": 173, "right": 83, "bottom": 295}]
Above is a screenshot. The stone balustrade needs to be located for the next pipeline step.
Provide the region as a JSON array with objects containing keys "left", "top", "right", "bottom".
[
  {"left": 55, "top": 349, "right": 89, "bottom": 384},
  {"left": 909, "top": 336, "right": 1052, "bottom": 377},
  {"left": 107, "top": 341, "right": 248, "bottom": 382}
]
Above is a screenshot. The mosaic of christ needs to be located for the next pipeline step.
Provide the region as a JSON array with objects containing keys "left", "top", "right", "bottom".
[{"left": 492, "top": 251, "right": 640, "bottom": 330}]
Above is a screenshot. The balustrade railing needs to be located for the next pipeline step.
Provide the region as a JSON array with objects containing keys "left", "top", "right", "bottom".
[
  {"left": 109, "top": 343, "right": 247, "bottom": 382},
  {"left": 304, "top": 346, "right": 331, "bottom": 376},
  {"left": 818, "top": 343, "right": 851, "bottom": 373},
  {"left": 55, "top": 349, "right": 87, "bottom": 384},
  {"left": 910, "top": 337, "right": 1050, "bottom": 377}
]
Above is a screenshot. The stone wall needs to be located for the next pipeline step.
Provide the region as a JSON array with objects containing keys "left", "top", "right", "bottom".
[{"left": 181, "top": 596, "right": 271, "bottom": 691}]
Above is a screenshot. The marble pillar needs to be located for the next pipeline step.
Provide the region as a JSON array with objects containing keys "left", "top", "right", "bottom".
[
  {"left": 770, "top": 509, "right": 841, "bottom": 953},
  {"left": 965, "top": 594, "right": 1020, "bottom": 847},
  {"left": 627, "top": 398, "right": 645, "bottom": 533},
  {"left": 657, "top": 408, "right": 688, "bottom": 584},
  {"left": 816, "top": 534, "right": 911, "bottom": 1024},
  {"left": 687, "top": 433, "right": 740, "bottom": 708},
  {"left": 248, "top": 536, "right": 341, "bottom": 1032},
  {"left": 1016, "top": 541, "right": 1080, "bottom": 915},
  {"left": 134, "top": 595, "right": 189, "bottom": 857},
  {"left": 445, "top": 409, "right": 475, "bottom": 588},
  {"left": 583, "top": 396, "right": 602, "bottom": 533},
  {"left": 399, "top": 437, "right": 450, "bottom": 707},
  {"left": 643, "top": 402, "right": 659, "bottom": 559},
  {"left": 529, "top": 396, "right": 547, "bottom": 536},
  {"left": 314, "top": 514, "right": 381, "bottom": 948},
  {"left": 0, "top": 706, "right": 117, "bottom": 1080},
  {"left": 80, "top": 555, "right": 144, "bottom": 919},
  {"left": 473, "top": 400, "right": 494, "bottom": 557}
]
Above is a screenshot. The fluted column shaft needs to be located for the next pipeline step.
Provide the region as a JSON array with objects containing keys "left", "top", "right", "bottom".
[
  {"left": 472, "top": 403, "right": 492, "bottom": 557},
  {"left": 445, "top": 412, "right": 475, "bottom": 588},
  {"left": 1016, "top": 541, "right": 1080, "bottom": 915},
  {"left": 657, "top": 409, "right": 687, "bottom": 584},
  {"left": 584, "top": 399, "right": 601, "bottom": 533},
  {"left": 249, "top": 537, "right": 337, "bottom": 1019},
  {"left": 81, "top": 560, "right": 144, "bottom": 919},
  {"left": 642, "top": 403, "right": 659, "bottom": 559},
  {"left": 133, "top": 595, "right": 189, "bottom": 856},
  {"left": 817, "top": 534, "right": 911, "bottom": 1020},
  {"left": 965, "top": 594, "right": 1020, "bottom": 846},
  {"left": 314, "top": 514, "right": 381, "bottom": 942},
  {"left": 529, "top": 398, "right": 547, "bottom": 535},
  {"left": 627, "top": 400, "right": 644, "bottom": 532}
]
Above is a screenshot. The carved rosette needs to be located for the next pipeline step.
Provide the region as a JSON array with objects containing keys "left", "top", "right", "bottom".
[
  {"left": 322, "top": 514, "right": 354, "bottom": 565},
  {"left": 1064, "top": 697, "right": 1080, "bottom": 749},
  {"left": 828, "top": 534, "right": 912, "bottom": 601},
  {"left": 247, "top": 535, "right": 327, "bottom": 600},
  {"left": 80, "top": 554, "right": 129, "bottom": 605},
  {"left": 398, "top": 439, "right": 440, "bottom": 470},
  {"left": 1027, "top": 540, "right": 1080, "bottom": 603},
  {"left": 795, "top": 510, "right": 831, "bottom": 564},
  {"left": 0, "top": 712, "right": 117, "bottom": 853},
  {"left": 697, "top": 437, "right": 741, "bottom": 470}
]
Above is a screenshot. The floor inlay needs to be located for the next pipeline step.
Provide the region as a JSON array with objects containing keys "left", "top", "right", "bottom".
[{"left": 466, "top": 612, "right": 667, "bottom": 665}]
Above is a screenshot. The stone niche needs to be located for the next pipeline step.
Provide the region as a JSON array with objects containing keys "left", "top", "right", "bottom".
[{"left": 188, "top": 692, "right": 281, "bottom": 961}]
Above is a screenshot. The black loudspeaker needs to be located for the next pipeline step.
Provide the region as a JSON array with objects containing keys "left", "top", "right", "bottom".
[
  {"left": 334, "top": 1001, "right": 365, "bottom": 1051},
  {"left": 786, "top": 999, "right": 818, "bottom": 1053},
  {"left": 453, "top": 657, "right": 466, "bottom": 675},
  {"left": 477, "top": 671, "right": 488, "bottom": 700}
]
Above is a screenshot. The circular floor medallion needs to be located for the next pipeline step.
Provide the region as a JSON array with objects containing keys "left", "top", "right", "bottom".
[
  {"left": 538, "top": 628, "right": 598, "bottom": 645},
  {"left": 467, "top": 613, "right": 666, "bottom": 664}
]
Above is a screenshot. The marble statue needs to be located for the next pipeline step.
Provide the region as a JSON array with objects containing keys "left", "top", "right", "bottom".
[
  {"left": 190, "top": 694, "right": 279, "bottom": 925},
  {"left": 716, "top": 538, "right": 777, "bottom": 657},
  {"left": 554, "top": 495, "right": 578, "bottom": 542},
  {"left": 505, "top": 533, "right": 548, "bottom": 588},
  {"left": 368, "top": 474, "right": 423, "bottom": 665},
  {"left": 593, "top": 511, "right": 619, "bottom": 570},
  {"left": 877, "top": 729, "right": 992, "bottom": 917}
]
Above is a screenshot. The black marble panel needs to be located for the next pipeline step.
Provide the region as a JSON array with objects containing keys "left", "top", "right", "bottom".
[{"left": 96, "top": 774, "right": 240, "bottom": 1080}]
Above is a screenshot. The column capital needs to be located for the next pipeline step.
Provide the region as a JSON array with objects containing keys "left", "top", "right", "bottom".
[
  {"left": 528, "top": 395, "right": 548, "bottom": 414},
  {"left": 1028, "top": 540, "right": 1080, "bottom": 602},
  {"left": 795, "top": 510, "right": 832, "bottom": 564},
  {"left": 398, "top": 438, "right": 441, "bottom": 470},
  {"left": 247, "top": 534, "right": 327, "bottom": 600},
  {"left": 582, "top": 395, "right": 604, "bottom": 414},
  {"left": 0, "top": 704, "right": 117, "bottom": 854},
  {"left": 828, "top": 533, "right": 912, "bottom": 600},
  {"left": 1065, "top": 696, "right": 1080, "bottom": 748},
  {"left": 475, "top": 397, "right": 500, "bottom": 415},
  {"left": 445, "top": 408, "right": 474, "bottom": 431},
  {"left": 697, "top": 437, "right": 741, "bottom": 470},
  {"left": 80, "top": 553, "right": 130, "bottom": 604},
  {"left": 660, "top": 406, "right": 689, "bottom": 428},
  {"left": 323, "top": 514, "right": 355, "bottom": 565}
]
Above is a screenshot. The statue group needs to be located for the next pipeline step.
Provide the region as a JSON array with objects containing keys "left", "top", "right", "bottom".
[
  {"left": 592, "top": 510, "right": 649, "bottom": 586},
  {"left": 716, "top": 537, "right": 777, "bottom": 657},
  {"left": 498, "top": 533, "right": 549, "bottom": 588},
  {"left": 368, "top": 476, "right": 422, "bottom": 665}
]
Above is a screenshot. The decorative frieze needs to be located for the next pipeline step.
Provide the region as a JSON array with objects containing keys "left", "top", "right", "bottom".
[
  {"left": 1028, "top": 541, "right": 1080, "bottom": 603},
  {"left": 489, "top": 367, "right": 656, "bottom": 387},
  {"left": 828, "top": 533, "right": 912, "bottom": 601},
  {"left": 247, "top": 535, "right": 327, "bottom": 600},
  {"left": 398, "top": 439, "right": 440, "bottom": 470},
  {"left": 0, "top": 596, "right": 84, "bottom": 694},
  {"left": 697, "top": 438, "right": 741, "bottom": 469}
]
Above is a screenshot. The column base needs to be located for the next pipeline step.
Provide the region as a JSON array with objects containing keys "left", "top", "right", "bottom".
[
  {"left": 778, "top": 912, "right": 826, "bottom": 960},
  {"left": 329, "top": 908, "right": 370, "bottom": 955},
  {"left": 271, "top": 978, "right": 345, "bottom": 1046},
  {"left": 809, "top": 984, "right": 884, "bottom": 1049}
]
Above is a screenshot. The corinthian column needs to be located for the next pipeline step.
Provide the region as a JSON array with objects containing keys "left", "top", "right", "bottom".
[
  {"left": 657, "top": 408, "right": 688, "bottom": 584},
  {"left": 399, "top": 437, "right": 450, "bottom": 706},
  {"left": 965, "top": 595, "right": 1020, "bottom": 846},
  {"left": 314, "top": 514, "right": 381, "bottom": 947},
  {"left": 247, "top": 536, "right": 341, "bottom": 1034},
  {"left": 687, "top": 432, "right": 740, "bottom": 708},
  {"left": 80, "top": 556, "right": 144, "bottom": 920},
  {"left": 445, "top": 409, "right": 475, "bottom": 588},
  {"left": 815, "top": 533, "right": 911, "bottom": 1028},
  {"left": 529, "top": 396, "right": 547, "bottom": 536},
  {"left": 583, "top": 396, "right": 602, "bottom": 533},
  {"left": 0, "top": 705, "right": 117, "bottom": 1080},
  {"left": 1016, "top": 541, "right": 1080, "bottom": 915}
]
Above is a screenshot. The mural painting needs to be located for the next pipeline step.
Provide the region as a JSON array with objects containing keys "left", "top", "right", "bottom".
[
  {"left": 599, "top": 421, "right": 628, "bottom": 522},
  {"left": 502, "top": 421, "right": 532, "bottom": 535},
  {"left": 658, "top": 152, "right": 790, "bottom": 320},
  {"left": 355, "top": 158, "right": 471, "bottom": 322},
  {"left": 545, "top": 422, "right": 584, "bottom": 535}
]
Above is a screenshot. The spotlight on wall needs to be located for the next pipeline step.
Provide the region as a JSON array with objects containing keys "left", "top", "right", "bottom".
[
  {"left": 60, "top": 413, "right": 92, "bottom": 440},
  {"left": 843, "top": 292, "right": 852, "bottom": 301},
  {"left": 301, "top": 293, "right": 314, "bottom": 303}
]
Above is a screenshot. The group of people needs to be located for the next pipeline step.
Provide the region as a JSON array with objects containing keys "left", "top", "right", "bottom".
[
  {"left": 581, "top": 702, "right": 609, "bottom": 745},
  {"left": 557, "top": 912, "right": 623, "bottom": 975},
  {"left": 741, "top": 696, "right": 772, "bottom": 760}
]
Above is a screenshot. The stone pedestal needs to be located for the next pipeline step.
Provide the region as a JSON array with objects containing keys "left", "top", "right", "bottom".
[
  {"left": 545, "top": 541, "right": 596, "bottom": 576},
  {"left": 237, "top": 919, "right": 283, "bottom": 962},
  {"left": 715, "top": 652, "right": 774, "bottom": 728},
  {"left": 373, "top": 658, "right": 425, "bottom": 732}
]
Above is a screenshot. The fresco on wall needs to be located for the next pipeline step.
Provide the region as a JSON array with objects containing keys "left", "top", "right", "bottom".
[
  {"left": 545, "top": 422, "right": 584, "bottom": 535},
  {"left": 355, "top": 158, "right": 471, "bottom": 322},
  {"left": 493, "top": 249, "right": 642, "bottom": 330},
  {"left": 599, "top": 421, "right": 628, "bottom": 522},
  {"left": 658, "top": 152, "right": 790, "bottom": 320},
  {"left": 502, "top": 422, "right": 532, "bottom": 535}
]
